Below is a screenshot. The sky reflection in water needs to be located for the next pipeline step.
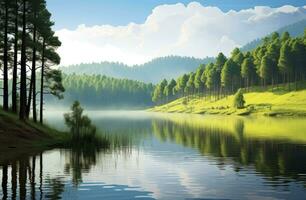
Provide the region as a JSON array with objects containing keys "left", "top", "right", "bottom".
[{"left": 1, "top": 111, "right": 306, "bottom": 199}]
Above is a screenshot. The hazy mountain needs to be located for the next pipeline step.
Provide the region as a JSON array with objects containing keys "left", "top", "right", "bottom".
[
  {"left": 241, "top": 19, "right": 306, "bottom": 52},
  {"left": 61, "top": 56, "right": 214, "bottom": 83}
]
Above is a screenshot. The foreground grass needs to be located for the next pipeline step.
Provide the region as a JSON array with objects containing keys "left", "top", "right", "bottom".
[
  {"left": 149, "top": 88, "right": 306, "bottom": 117},
  {"left": 0, "top": 109, "right": 109, "bottom": 153},
  {"left": 0, "top": 109, "right": 68, "bottom": 149}
]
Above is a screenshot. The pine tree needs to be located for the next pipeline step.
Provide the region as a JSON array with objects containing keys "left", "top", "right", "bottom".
[
  {"left": 221, "top": 59, "right": 240, "bottom": 94},
  {"left": 185, "top": 73, "right": 195, "bottom": 98},
  {"left": 164, "top": 79, "right": 176, "bottom": 102},
  {"left": 260, "top": 54, "right": 273, "bottom": 87},
  {"left": 241, "top": 56, "right": 255, "bottom": 90},
  {"left": 194, "top": 66, "right": 204, "bottom": 95},
  {"left": 1, "top": 0, "right": 9, "bottom": 111},
  {"left": 176, "top": 74, "right": 188, "bottom": 97},
  {"left": 291, "top": 38, "right": 306, "bottom": 89},
  {"left": 278, "top": 41, "right": 293, "bottom": 88},
  {"left": 19, "top": 0, "right": 28, "bottom": 120}
]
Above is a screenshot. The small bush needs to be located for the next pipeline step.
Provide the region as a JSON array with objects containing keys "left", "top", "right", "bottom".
[
  {"left": 64, "top": 101, "right": 97, "bottom": 140},
  {"left": 233, "top": 89, "right": 246, "bottom": 109}
]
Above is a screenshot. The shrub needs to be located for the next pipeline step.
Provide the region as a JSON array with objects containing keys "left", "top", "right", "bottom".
[
  {"left": 233, "top": 89, "right": 246, "bottom": 109},
  {"left": 64, "top": 101, "right": 96, "bottom": 140}
]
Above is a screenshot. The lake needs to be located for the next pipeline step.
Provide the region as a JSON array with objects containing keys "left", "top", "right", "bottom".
[{"left": 1, "top": 111, "right": 306, "bottom": 199}]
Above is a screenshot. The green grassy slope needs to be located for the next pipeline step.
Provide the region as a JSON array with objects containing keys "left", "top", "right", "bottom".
[
  {"left": 149, "top": 88, "right": 306, "bottom": 117},
  {"left": 0, "top": 109, "right": 66, "bottom": 153},
  {"left": 0, "top": 109, "right": 109, "bottom": 162}
]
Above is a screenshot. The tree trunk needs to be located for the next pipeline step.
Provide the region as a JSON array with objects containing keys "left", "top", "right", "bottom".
[
  {"left": 231, "top": 78, "right": 234, "bottom": 94},
  {"left": 2, "top": 164, "right": 8, "bottom": 199},
  {"left": 19, "top": 159, "right": 27, "bottom": 200},
  {"left": 30, "top": 16, "right": 37, "bottom": 121},
  {"left": 19, "top": 0, "right": 27, "bottom": 120},
  {"left": 11, "top": 162, "right": 17, "bottom": 200},
  {"left": 40, "top": 40, "right": 46, "bottom": 124},
  {"left": 288, "top": 73, "right": 291, "bottom": 91},
  {"left": 31, "top": 156, "right": 36, "bottom": 199},
  {"left": 32, "top": 63, "right": 37, "bottom": 121},
  {"left": 3, "top": 1, "right": 9, "bottom": 111},
  {"left": 39, "top": 153, "right": 43, "bottom": 200},
  {"left": 271, "top": 74, "right": 274, "bottom": 92},
  {"left": 12, "top": 0, "right": 19, "bottom": 113},
  {"left": 295, "top": 71, "right": 297, "bottom": 91},
  {"left": 26, "top": 78, "right": 33, "bottom": 118}
]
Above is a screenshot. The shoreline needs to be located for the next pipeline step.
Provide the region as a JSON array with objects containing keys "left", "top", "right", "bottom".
[
  {"left": 148, "top": 108, "right": 306, "bottom": 118},
  {"left": 0, "top": 109, "right": 67, "bottom": 155}
]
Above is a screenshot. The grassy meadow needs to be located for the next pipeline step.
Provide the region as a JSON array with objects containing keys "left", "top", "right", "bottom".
[{"left": 149, "top": 84, "right": 306, "bottom": 117}]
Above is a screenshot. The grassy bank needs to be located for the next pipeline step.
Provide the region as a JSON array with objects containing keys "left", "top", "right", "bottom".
[
  {"left": 0, "top": 108, "right": 110, "bottom": 161},
  {"left": 149, "top": 88, "right": 306, "bottom": 117},
  {"left": 0, "top": 109, "right": 68, "bottom": 155}
]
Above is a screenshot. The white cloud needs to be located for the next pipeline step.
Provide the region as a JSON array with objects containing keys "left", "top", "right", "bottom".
[{"left": 56, "top": 2, "right": 306, "bottom": 66}]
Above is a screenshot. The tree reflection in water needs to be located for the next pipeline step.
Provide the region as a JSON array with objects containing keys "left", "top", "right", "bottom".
[
  {"left": 63, "top": 144, "right": 104, "bottom": 186},
  {"left": 1, "top": 115, "right": 306, "bottom": 199},
  {"left": 0, "top": 143, "right": 154, "bottom": 200},
  {"left": 151, "top": 117, "right": 306, "bottom": 185}
]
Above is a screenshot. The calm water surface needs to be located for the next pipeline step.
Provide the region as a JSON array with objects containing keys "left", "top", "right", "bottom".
[{"left": 1, "top": 111, "right": 306, "bottom": 200}]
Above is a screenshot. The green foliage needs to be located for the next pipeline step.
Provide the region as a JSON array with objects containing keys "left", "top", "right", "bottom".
[
  {"left": 233, "top": 52, "right": 245, "bottom": 66},
  {"left": 221, "top": 59, "right": 240, "bottom": 91},
  {"left": 0, "top": 0, "right": 63, "bottom": 122},
  {"left": 205, "top": 64, "right": 218, "bottom": 90},
  {"left": 291, "top": 38, "right": 306, "bottom": 77},
  {"left": 281, "top": 31, "right": 290, "bottom": 43},
  {"left": 214, "top": 53, "right": 227, "bottom": 72},
  {"left": 260, "top": 55, "right": 273, "bottom": 81},
  {"left": 45, "top": 70, "right": 65, "bottom": 99},
  {"left": 164, "top": 79, "right": 177, "bottom": 98},
  {"left": 50, "top": 74, "right": 154, "bottom": 108},
  {"left": 241, "top": 57, "right": 255, "bottom": 81},
  {"left": 153, "top": 80, "right": 168, "bottom": 104},
  {"left": 233, "top": 89, "right": 245, "bottom": 109},
  {"left": 153, "top": 30, "right": 306, "bottom": 105},
  {"left": 64, "top": 101, "right": 96, "bottom": 139},
  {"left": 61, "top": 56, "right": 214, "bottom": 83},
  {"left": 194, "top": 67, "right": 204, "bottom": 93},
  {"left": 278, "top": 41, "right": 293, "bottom": 75},
  {"left": 153, "top": 79, "right": 168, "bottom": 103},
  {"left": 176, "top": 74, "right": 189, "bottom": 95},
  {"left": 185, "top": 73, "right": 195, "bottom": 94}
]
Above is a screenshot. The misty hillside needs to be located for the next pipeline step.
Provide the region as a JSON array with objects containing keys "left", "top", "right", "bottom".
[
  {"left": 61, "top": 56, "right": 214, "bottom": 83},
  {"left": 46, "top": 74, "right": 154, "bottom": 109},
  {"left": 241, "top": 19, "right": 306, "bottom": 52}
]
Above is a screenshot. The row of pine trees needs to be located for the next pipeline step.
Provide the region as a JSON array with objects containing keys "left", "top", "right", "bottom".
[
  {"left": 152, "top": 31, "right": 306, "bottom": 104},
  {"left": 0, "top": 0, "right": 64, "bottom": 123},
  {"left": 49, "top": 74, "right": 154, "bottom": 107}
]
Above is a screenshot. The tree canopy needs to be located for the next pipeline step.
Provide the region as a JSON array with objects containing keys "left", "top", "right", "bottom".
[
  {"left": 0, "top": 0, "right": 63, "bottom": 123},
  {"left": 152, "top": 30, "right": 306, "bottom": 106}
]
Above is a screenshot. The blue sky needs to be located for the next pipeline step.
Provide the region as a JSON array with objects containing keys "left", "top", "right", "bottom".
[
  {"left": 52, "top": 1, "right": 306, "bottom": 66},
  {"left": 46, "top": 0, "right": 306, "bottom": 30}
]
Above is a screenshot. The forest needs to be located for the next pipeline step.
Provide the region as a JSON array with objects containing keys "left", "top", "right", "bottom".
[
  {"left": 152, "top": 31, "right": 306, "bottom": 105},
  {"left": 61, "top": 56, "right": 215, "bottom": 83},
  {"left": 46, "top": 74, "right": 154, "bottom": 108},
  {"left": 0, "top": 0, "right": 64, "bottom": 123},
  {"left": 241, "top": 19, "right": 306, "bottom": 52}
]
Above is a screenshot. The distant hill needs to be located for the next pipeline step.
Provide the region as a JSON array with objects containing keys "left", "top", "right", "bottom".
[
  {"left": 46, "top": 74, "right": 154, "bottom": 109},
  {"left": 61, "top": 56, "right": 214, "bottom": 83},
  {"left": 241, "top": 19, "right": 306, "bottom": 52}
]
